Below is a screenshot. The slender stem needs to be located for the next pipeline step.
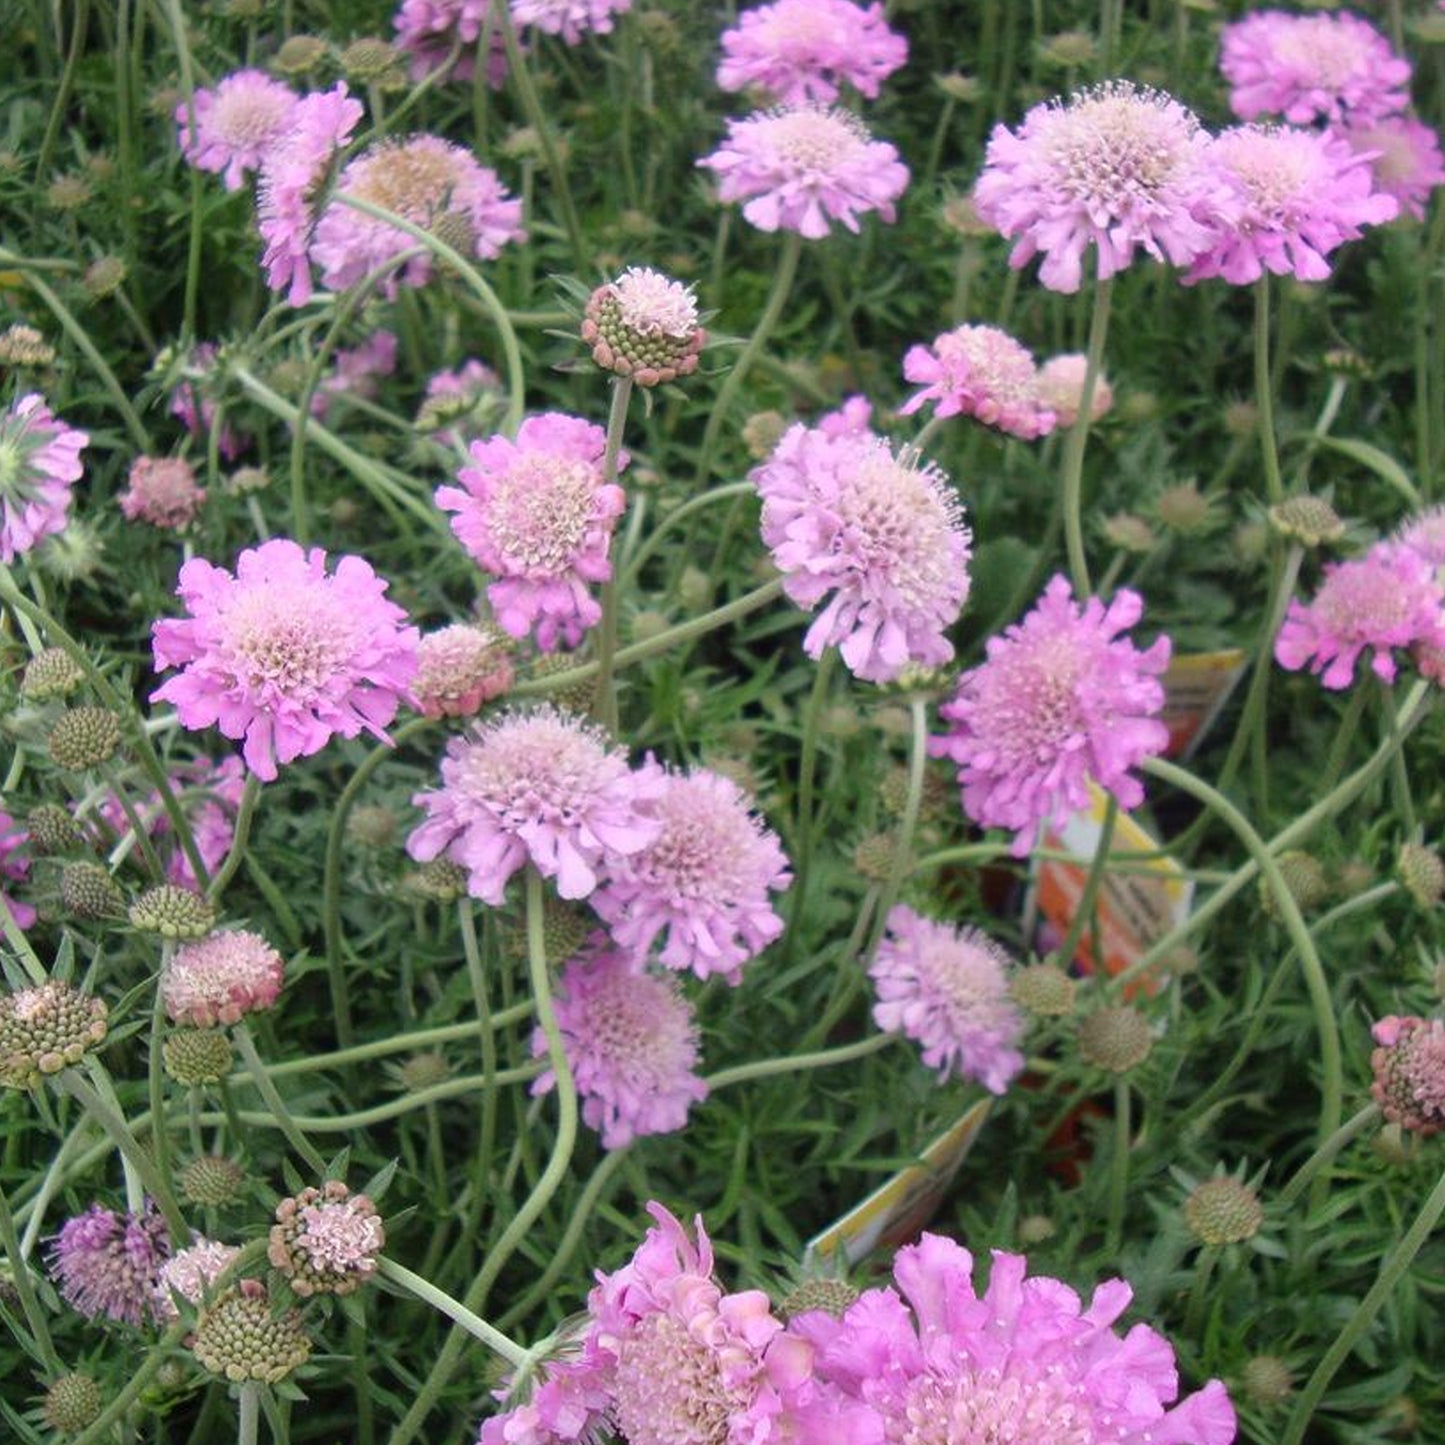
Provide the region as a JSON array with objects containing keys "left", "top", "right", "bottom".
[
  {"left": 1183, "top": 1245, "right": 1220, "bottom": 1340},
  {"left": 1254, "top": 275, "right": 1285, "bottom": 506},
  {"left": 791, "top": 646, "right": 836, "bottom": 921},
  {"left": 0, "top": 1183, "right": 61, "bottom": 1374},
  {"left": 862, "top": 698, "right": 929, "bottom": 963},
  {"left": 237, "top": 1384, "right": 260, "bottom": 1445},
  {"left": 1052, "top": 795, "right": 1118, "bottom": 974},
  {"left": 705, "top": 1032, "right": 895, "bottom": 1091},
  {"left": 1278, "top": 1104, "right": 1381, "bottom": 1210},
  {"left": 206, "top": 776, "right": 259, "bottom": 904},
  {"left": 460, "top": 900, "right": 500, "bottom": 1231},
  {"left": 1059, "top": 276, "right": 1113, "bottom": 596},
  {"left": 1281, "top": 1157, "right": 1445, "bottom": 1445},
  {"left": 593, "top": 377, "right": 635, "bottom": 735},
  {"left": 1106, "top": 1075, "right": 1130, "bottom": 1254},
  {"left": 232, "top": 1021, "right": 328, "bottom": 1174},
  {"left": 148, "top": 944, "right": 174, "bottom": 1210},
  {"left": 621, "top": 481, "right": 754, "bottom": 587},
  {"left": 378, "top": 1257, "right": 530, "bottom": 1367}
]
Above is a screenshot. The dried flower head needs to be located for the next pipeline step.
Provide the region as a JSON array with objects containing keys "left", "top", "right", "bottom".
[
  {"left": 269, "top": 1181, "right": 384, "bottom": 1296},
  {"left": 0, "top": 980, "right": 108, "bottom": 1088},
  {"left": 1078, "top": 1004, "right": 1154, "bottom": 1074},
  {"left": 193, "top": 1279, "right": 311, "bottom": 1382},
  {"left": 118, "top": 456, "right": 208, "bottom": 531},
  {"left": 582, "top": 267, "right": 706, "bottom": 387},
  {"left": 154, "top": 1237, "right": 242, "bottom": 1318},
  {"left": 47, "top": 1204, "right": 169, "bottom": 1327},
  {"left": 48, "top": 706, "right": 123, "bottom": 771},
  {"left": 163, "top": 929, "right": 285, "bottom": 1027},
  {"left": 0, "top": 393, "right": 89, "bottom": 564}
]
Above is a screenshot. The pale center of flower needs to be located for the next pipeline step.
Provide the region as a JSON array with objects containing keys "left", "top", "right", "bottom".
[
  {"left": 886, "top": 1365, "right": 1097, "bottom": 1445},
  {"left": 763, "top": 107, "right": 864, "bottom": 173},
  {"left": 644, "top": 785, "right": 753, "bottom": 900},
  {"left": 1320, "top": 565, "right": 1414, "bottom": 634},
  {"left": 297, "top": 1202, "right": 381, "bottom": 1270},
  {"left": 940, "top": 332, "right": 1039, "bottom": 403},
  {"left": 352, "top": 141, "right": 462, "bottom": 221},
  {"left": 213, "top": 87, "right": 293, "bottom": 147},
  {"left": 611, "top": 1310, "right": 742, "bottom": 1445},
  {"left": 487, "top": 453, "right": 599, "bottom": 574},
  {"left": 225, "top": 591, "right": 354, "bottom": 699},
  {"left": 765, "top": 4, "right": 837, "bottom": 53},
  {"left": 1050, "top": 89, "right": 1192, "bottom": 211},
  {"left": 920, "top": 932, "right": 1004, "bottom": 1020},
  {"left": 12, "top": 987, "right": 51, "bottom": 1023},
  {"left": 586, "top": 970, "right": 691, "bottom": 1078},
  {"left": 468, "top": 719, "right": 611, "bottom": 824},
  {"left": 614, "top": 269, "right": 699, "bottom": 339},
  {"left": 1221, "top": 134, "right": 1319, "bottom": 225},
  {"left": 983, "top": 632, "right": 1089, "bottom": 762},
  {"left": 1275, "top": 22, "right": 1367, "bottom": 88}
]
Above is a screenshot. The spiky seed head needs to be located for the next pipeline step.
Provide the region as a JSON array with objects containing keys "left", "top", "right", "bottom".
[
  {"left": 1241, "top": 1356, "right": 1294, "bottom": 1408},
  {"left": 128, "top": 884, "right": 217, "bottom": 940},
  {"left": 1078, "top": 1005, "right": 1153, "bottom": 1074},
  {"left": 1269, "top": 494, "right": 1346, "bottom": 547},
  {"left": 1011, "top": 962, "right": 1077, "bottom": 1017},
  {"left": 59, "top": 863, "right": 125, "bottom": 921},
  {"left": 1259, "top": 851, "right": 1329, "bottom": 918},
  {"left": 192, "top": 1280, "right": 312, "bottom": 1383},
  {"left": 1184, "top": 1176, "right": 1264, "bottom": 1245},
  {"left": 42, "top": 1373, "right": 104, "bottom": 1433},
  {"left": 48, "top": 707, "right": 122, "bottom": 770},
  {"left": 0, "top": 980, "right": 108, "bottom": 1089},
  {"left": 779, "top": 1278, "right": 860, "bottom": 1321},
  {"left": 179, "top": 1155, "right": 247, "bottom": 1208},
  {"left": 1398, "top": 842, "right": 1445, "bottom": 908},
  {"left": 20, "top": 647, "right": 85, "bottom": 701},
  {"left": 25, "top": 803, "right": 83, "bottom": 856},
  {"left": 162, "top": 1028, "right": 234, "bottom": 1085}
]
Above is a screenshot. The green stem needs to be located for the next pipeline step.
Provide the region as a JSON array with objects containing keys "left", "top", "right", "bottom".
[
  {"left": 1059, "top": 276, "right": 1113, "bottom": 596},
  {"left": 705, "top": 1032, "right": 895, "bottom": 1091},
  {"left": 206, "top": 775, "right": 259, "bottom": 904},
  {"left": 1106, "top": 1075, "right": 1130, "bottom": 1254},
  {"left": 791, "top": 646, "right": 836, "bottom": 923},
  {"left": 232, "top": 1021, "right": 328, "bottom": 1174},
  {"left": 1320, "top": 684, "right": 1369, "bottom": 796},
  {"left": 460, "top": 900, "right": 500, "bottom": 1232},
  {"left": 1052, "top": 795, "right": 1118, "bottom": 974},
  {"left": 1254, "top": 275, "right": 1285, "bottom": 506},
  {"left": 592, "top": 376, "right": 635, "bottom": 735},
  {"left": 0, "top": 1182, "right": 61, "bottom": 1375},
  {"left": 148, "top": 945, "right": 174, "bottom": 1214},
  {"left": 377, "top": 1257, "right": 530, "bottom": 1368},
  {"left": 862, "top": 697, "right": 929, "bottom": 962},
  {"left": 621, "top": 480, "right": 754, "bottom": 587},
  {"left": 237, "top": 1383, "right": 260, "bottom": 1445},
  {"left": 1280, "top": 1156, "right": 1445, "bottom": 1445},
  {"left": 1278, "top": 1104, "right": 1381, "bottom": 1210},
  {"left": 1183, "top": 1244, "right": 1219, "bottom": 1340}
]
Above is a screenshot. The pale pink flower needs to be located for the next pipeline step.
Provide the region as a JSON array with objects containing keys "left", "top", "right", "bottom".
[
  {"left": 174, "top": 71, "right": 298, "bottom": 191},
  {"left": 393, "top": 0, "right": 509, "bottom": 84},
  {"left": 311, "top": 135, "right": 524, "bottom": 296},
  {"left": 753, "top": 417, "right": 971, "bottom": 683},
  {"left": 151, "top": 538, "right": 419, "bottom": 782},
  {"left": 973, "top": 82, "right": 1229, "bottom": 294},
  {"left": 0, "top": 393, "right": 89, "bottom": 564},
  {"left": 1037, "top": 352, "right": 1113, "bottom": 428},
  {"left": 1275, "top": 542, "right": 1445, "bottom": 689},
  {"left": 169, "top": 345, "right": 248, "bottom": 462},
  {"left": 413, "top": 622, "right": 514, "bottom": 718},
  {"left": 510, "top": 0, "right": 631, "bottom": 45},
  {"left": 788, "top": 1234, "right": 1236, "bottom": 1445},
  {"left": 582, "top": 267, "right": 707, "bottom": 387},
  {"left": 593, "top": 764, "right": 790, "bottom": 984},
  {"left": 118, "top": 456, "right": 207, "bottom": 532},
  {"left": 407, "top": 706, "right": 662, "bottom": 904},
  {"left": 154, "top": 1237, "right": 241, "bottom": 1318},
  {"left": 310, "top": 331, "right": 399, "bottom": 420},
  {"left": 163, "top": 929, "right": 285, "bottom": 1027},
  {"left": 870, "top": 905, "right": 1025, "bottom": 1093},
  {"left": 1187, "top": 125, "right": 1397, "bottom": 285},
  {"left": 897, "top": 324, "right": 1057, "bottom": 439},
  {"left": 716, "top": 0, "right": 908, "bottom": 105},
  {"left": 436, "top": 413, "right": 627, "bottom": 652},
  {"left": 419, "top": 358, "right": 503, "bottom": 445},
  {"left": 48, "top": 1204, "right": 170, "bottom": 1327},
  {"left": 1336, "top": 115, "right": 1445, "bottom": 221},
  {"left": 0, "top": 812, "right": 35, "bottom": 930},
  {"left": 1397, "top": 506, "right": 1445, "bottom": 573},
  {"left": 531, "top": 941, "right": 708, "bottom": 1148},
  {"left": 1371, "top": 1015, "right": 1445, "bottom": 1136},
  {"left": 932, "top": 575, "right": 1172, "bottom": 856},
  {"left": 700, "top": 104, "right": 909, "bottom": 238},
  {"left": 257, "top": 83, "right": 365, "bottom": 306},
  {"left": 1220, "top": 10, "right": 1411, "bottom": 127}
]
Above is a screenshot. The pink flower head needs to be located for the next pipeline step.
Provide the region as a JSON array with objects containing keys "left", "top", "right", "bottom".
[
  {"left": 1220, "top": 11, "right": 1412, "bottom": 127},
  {"left": 1038, "top": 352, "right": 1113, "bottom": 429},
  {"left": 0, "top": 812, "right": 35, "bottom": 930},
  {"left": 1336, "top": 115, "right": 1445, "bottom": 222},
  {"left": 593, "top": 764, "right": 791, "bottom": 984},
  {"left": 1187, "top": 125, "right": 1397, "bottom": 285},
  {"left": 311, "top": 135, "right": 524, "bottom": 296},
  {"left": 869, "top": 905, "right": 1025, "bottom": 1092},
  {"left": 118, "top": 456, "right": 207, "bottom": 532},
  {"left": 1275, "top": 542, "right": 1445, "bottom": 689},
  {"left": 150, "top": 538, "right": 419, "bottom": 782},
  {"left": 48, "top": 1203, "right": 170, "bottom": 1327},
  {"left": 753, "top": 417, "right": 972, "bottom": 683},
  {"left": 716, "top": 0, "right": 908, "bottom": 105},
  {"left": 413, "top": 622, "right": 514, "bottom": 718},
  {"left": 0, "top": 393, "right": 89, "bottom": 564},
  {"left": 973, "top": 82, "right": 1229, "bottom": 294},
  {"left": 436, "top": 413, "right": 628, "bottom": 652},
  {"left": 419, "top": 358, "right": 504, "bottom": 445},
  {"left": 1371, "top": 1015, "right": 1445, "bottom": 1136},
  {"left": 155, "top": 1237, "right": 241, "bottom": 1319},
  {"left": 257, "top": 83, "right": 365, "bottom": 306},
  {"left": 163, "top": 928, "right": 285, "bottom": 1027},
  {"left": 897, "top": 324, "right": 1057, "bottom": 439},
  {"left": 932, "top": 575, "right": 1172, "bottom": 857},
  {"left": 393, "top": 0, "right": 509, "bottom": 85},
  {"left": 311, "top": 331, "right": 399, "bottom": 421},
  {"left": 407, "top": 706, "right": 663, "bottom": 904},
  {"left": 169, "top": 344, "right": 248, "bottom": 463},
  {"left": 788, "top": 1234, "right": 1236, "bottom": 1445},
  {"left": 531, "top": 941, "right": 708, "bottom": 1149},
  {"left": 700, "top": 104, "right": 909, "bottom": 239},
  {"left": 1397, "top": 506, "right": 1445, "bottom": 575},
  {"left": 174, "top": 70, "right": 298, "bottom": 191},
  {"left": 510, "top": 0, "right": 631, "bottom": 46},
  {"left": 478, "top": 1202, "right": 816, "bottom": 1444}
]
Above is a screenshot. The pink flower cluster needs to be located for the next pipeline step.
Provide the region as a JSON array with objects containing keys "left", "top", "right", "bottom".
[
  {"left": 899, "top": 324, "right": 1057, "bottom": 439},
  {"left": 169, "top": 344, "right": 249, "bottom": 462},
  {"left": 932, "top": 575, "right": 1171, "bottom": 856},
  {"left": 1371, "top": 1015, "right": 1445, "bottom": 1136},
  {"left": 118, "top": 456, "right": 207, "bottom": 532},
  {"left": 510, "top": 0, "right": 631, "bottom": 46},
  {"left": 175, "top": 70, "right": 297, "bottom": 191},
  {"left": 752, "top": 401, "right": 972, "bottom": 683},
  {"left": 716, "top": 0, "right": 907, "bottom": 105},
  {"left": 392, "top": 0, "right": 508, "bottom": 85},
  {"left": 310, "top": 331, "right": 399, "bottom": 421},
  {"left": 0, "top": 393, "right": 89, "bottom": 564},
  {"left": 151, "top": 538, "right": 419, "bottom": 782}
]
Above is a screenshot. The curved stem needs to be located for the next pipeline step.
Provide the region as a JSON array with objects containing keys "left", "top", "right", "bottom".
[
  {"left": 705, "top": 1032, "right": 895, "bottom": 1091},
  {"left": 790, "top": 646, "right": 836, "bottom": 928},
  {"left": 620, "top": 480, "right": 754, "bottom": 587},
  {"left": 1278, "top": 1104, "right": 1381, "bottom": 1210},
  {"left": 460, "top": 900, "right": 500, "bottom": 1233},
  {"left": 231, "top": 1021, "right": 327, "bottom": 1174},
  {"left": 0, "top": 1182, "right": 61, "bottom": 1375},
  {"left": 377, "top": 1257, "right": 530, "bottom": 1368},
  {"left": 1254, "top": 274, "right": 1285, "bottom": 506},
  {"left": 1059, "top": 275, "right": 1112, "bottom": 597},
  {"left": 862, "top": 697, "right": 929, "bottom": 964},
  {"left": 206, "top": 775, "right": 259, "bottom": 904},
  {"left": 1052, "top": 795, "right": 1118, "bottom": 975}
]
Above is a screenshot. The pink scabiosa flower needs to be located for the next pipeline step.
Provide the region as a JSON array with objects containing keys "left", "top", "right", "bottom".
[
  {"left": 257, "top": 83, "right": 365, "bottom": 306},
  {"left": 118, "top": 456, "right": 207, "bottom": 532},
  {"left": 897, "top": 324, "right": 1057, "bottom": 439},
  {"left": 1220, "top": 11, "right": 1412, "bottom": 127},
  {"left": 700, "top": 104, "right": 909, "bottom": 239},
  {"left": 1397, "top": 506, "right": 1445, "bottom": 575},
  {"left": 1187, "top": 125, "right": 1397, "bottom": 285},
  {"left": 788, "top": 1234, "right": 1236, "bottom": 1445},
  {"left": 169, "top": 344, "right": 248, "bottom": 463},
  {"left": 311, "top": 135, "right": 524, "bottom": 296},
  {"left": 1038, "top": 352, "right": 1113, "bottom": 429},
  {"left": 753, "top": 417, "right": 972, "bottom": 683},
  {"left": 150, "top": 538, "right": 419, "bottom": 782},
  {"left": 973, "top": 82, "right": 1229, "bottom": 294},
  {"left": 407, "top": 706, "right": 662, "bottom": 904},
  {"left": 163, "top": 928, "right": 286, "bottom": 1028},
  {"left": 1275, "top": 542, "right": 1445, "bottom": 689},
  {"left": 716, "top": 0, "right": 908, "bottom": 105},
  {"left": 48, "top": 1203, "right": 170, "bottom": 1327},
  {"left": 418, "top": 358, "right": 503, "bottom": 444},
  {"left": 593, "top": 764, "right": 790, "bottom": 984},
  {"left": 393, "top": 0, "right": 510, "bottom": 85},
  {"left": 413, "top": 622, "right": 514, "bottom": 718},
  {"left": 436, "top": 413, "right": 627, "bottom": 652},
  {"left": 510, "top": 0, "right": 631, "bottom": 46},
  {"left": 154, "top": 1237, "right": 241, "bottom": 1319},
  {"left": 310, "top": 330, "right": 399, "bottom": 420},
  {"left": 0, "top": 812, "right": 35, "bottom": 930},
  {"left": 1371, "top": 1015, "right": 1445, "bottom": 1136},
  {"left": 0, "top": 393, "right": 89, "bottom": 564},
  {"left": 869, "top": 905, "right": 1025, "bottom": 1093},
  {"left": 1336, "top": 115, "right": 1445, "bottom": 222},
  {"left": 174, "top": 70, "right": 298, "bottom": 191},
  {"left": 932, "top": 576, "right": 1171, "bottom": 857},
  {"left": 531, "top": 941, "right": 708, "bottom": 1149},
  {"left": 582, "top": 267, "right": 707, "bottom": 388}
]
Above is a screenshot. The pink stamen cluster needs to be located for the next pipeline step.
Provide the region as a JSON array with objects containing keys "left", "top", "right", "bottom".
[
  {"left": 118, "top": 456, "right": 208, "bottom": 532},
  {"left": 1336, "top": 116, "right": 1445, "bottom": 222},
  {"left": 154, "top": 1237, "right": 241, "bottom": 1318},
  {"left": 1371, "top": 1015, "right": 1445, "bottom": 1136},
  {"left": 413, "top": 623, "right": 514, "bottom": 718},
  {"left": 932, "top": 575, "right": 1171, "bottom": 856},
  {"left": 0, "top": 393, "right": 89, "bottom": 564},
  {"left": 716, "top": 0, "right": 908, "bottom": 105},
  {"left": 174, "top": 70, "right": 298, "bottom": 191},
  {"left": 48, "top": 1203, "right": 170, "bottom": 1327},
  {"left": 1037, "top": 352, "right": 1113, "bottom": 428},
  {"left": 162, "top": 928, "right": 286, "bottom": 1027},
  {"left": 897, "top": 324, "right": 1057, "bottom": 439},
  {"left": 150, "top": 538, "right": 419, "bottom": 782}
]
